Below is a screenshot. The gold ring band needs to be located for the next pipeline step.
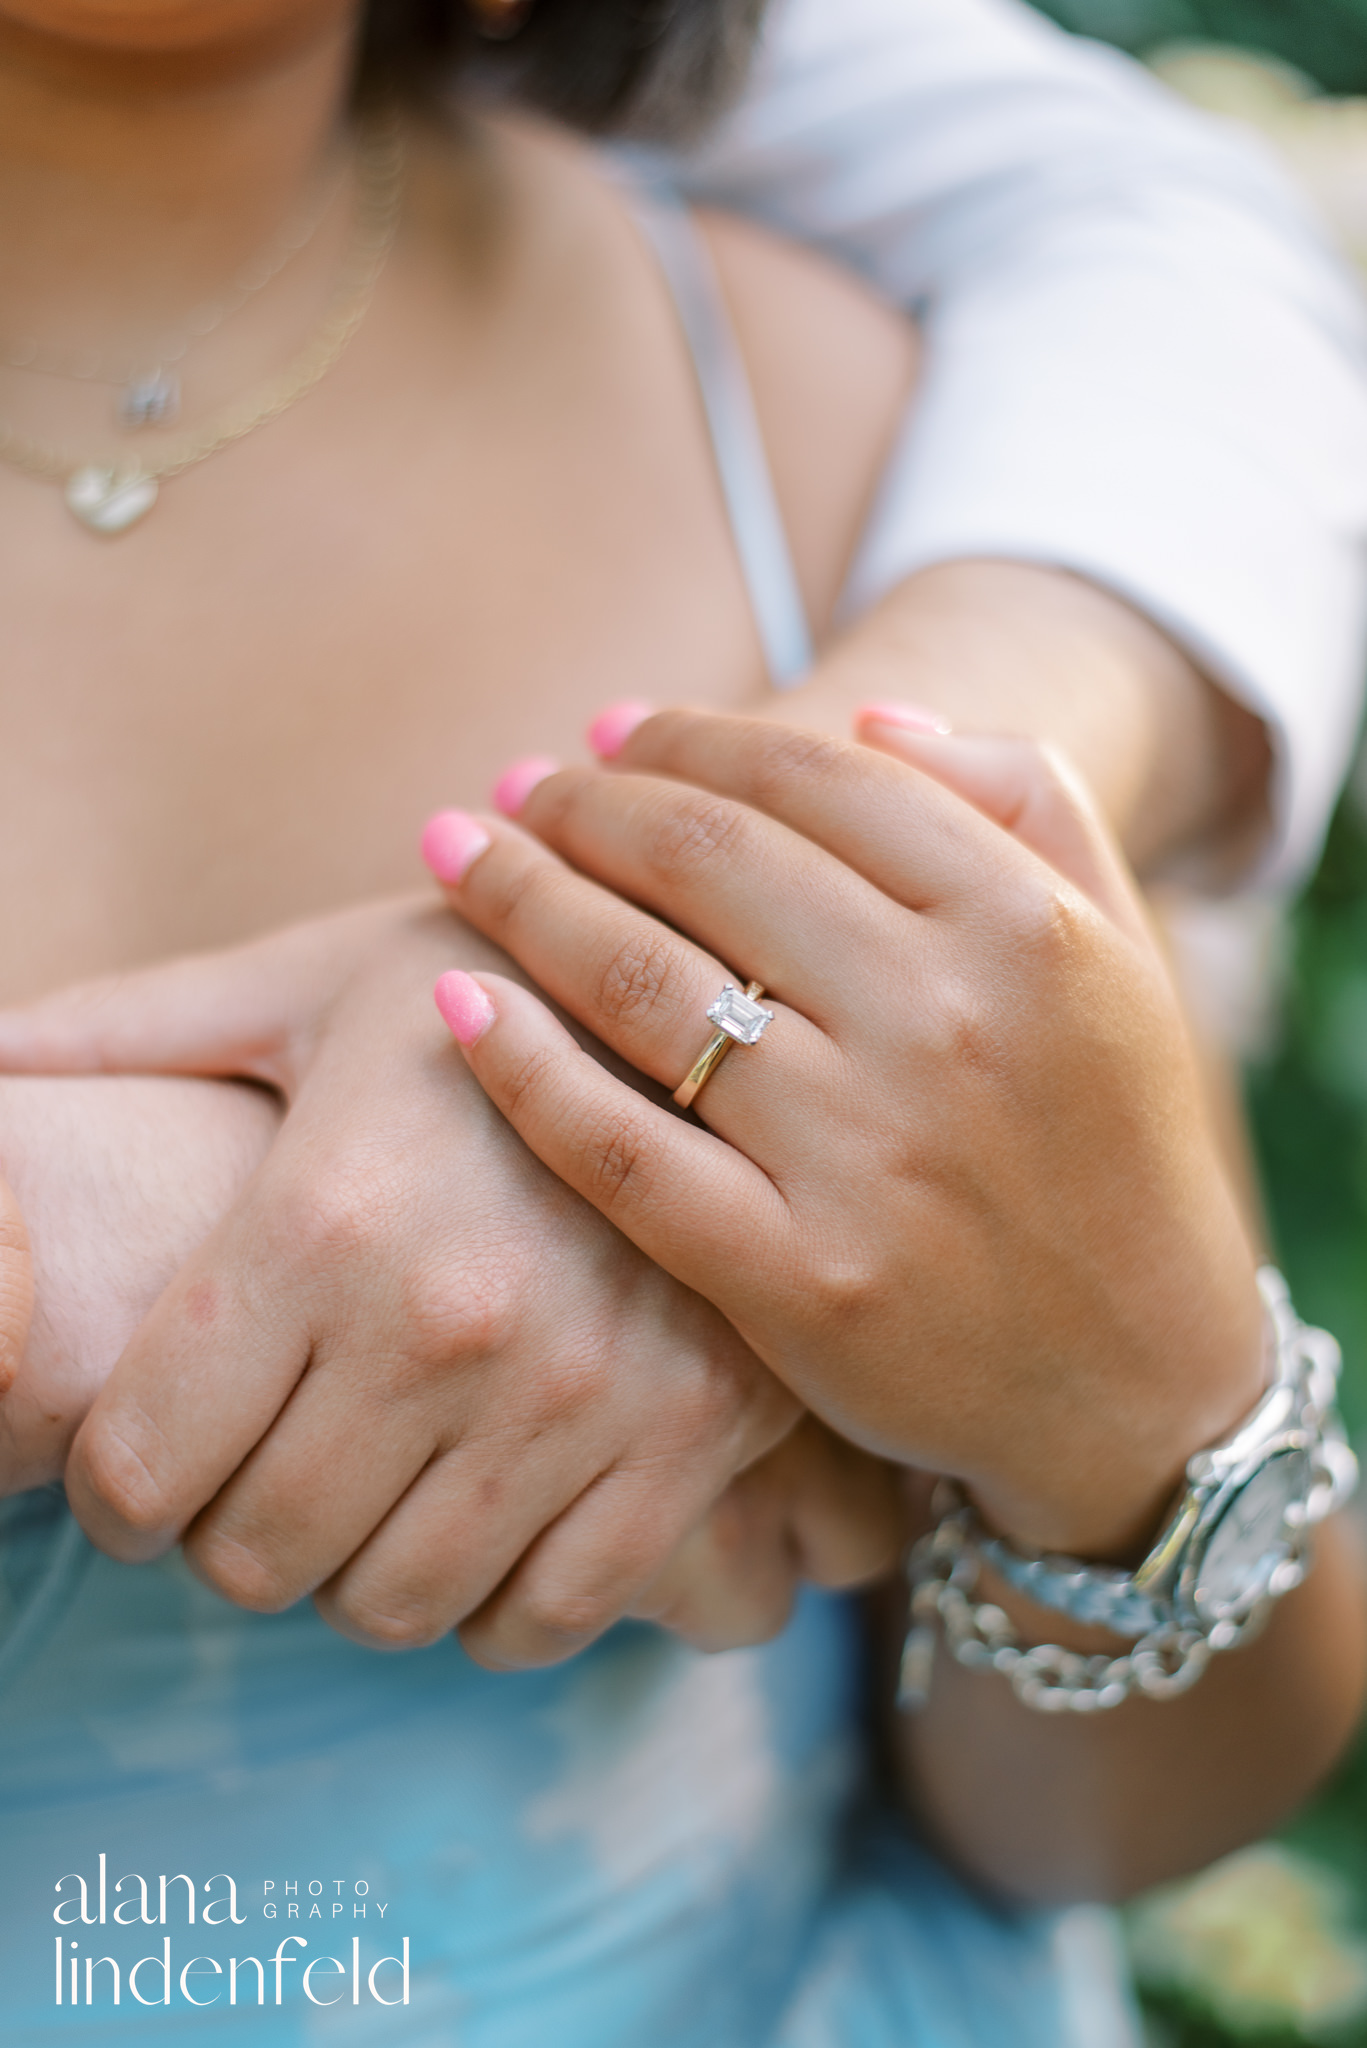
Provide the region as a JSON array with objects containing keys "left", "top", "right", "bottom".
[{"left": 674, "top": 981, "right": 772, "bottom": 1109}]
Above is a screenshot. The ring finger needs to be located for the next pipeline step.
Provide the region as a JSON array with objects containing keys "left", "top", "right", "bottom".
[{"left": 427, "top": 811, "right": 837, "bottom": 1155}]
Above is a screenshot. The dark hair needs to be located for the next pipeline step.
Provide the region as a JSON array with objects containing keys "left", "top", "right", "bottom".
[{"left": 358, "top": 0, "right": 769, "bottom": 140}]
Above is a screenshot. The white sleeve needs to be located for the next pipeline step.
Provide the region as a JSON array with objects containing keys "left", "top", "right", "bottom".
[{"left": 662, "top": 0, "right": 1367, "bottom": 888}]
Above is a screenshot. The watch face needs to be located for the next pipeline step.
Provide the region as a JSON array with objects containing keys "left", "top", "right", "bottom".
[{"left": 1193, "top": 1448, "right": 1311, "bottom": 1621}]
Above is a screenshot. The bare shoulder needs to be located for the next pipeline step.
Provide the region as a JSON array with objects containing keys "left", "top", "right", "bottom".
[
  {"left": 421, "top": 113, "right": 917, "bottom": 645},
  {"left": 697, "top": 211, "right": 919, "bottom": 638}
]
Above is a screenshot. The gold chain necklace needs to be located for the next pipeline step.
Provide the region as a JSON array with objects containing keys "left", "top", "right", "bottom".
[
  {"left": 0, "top": 153, "right": 348, "bottom": 429},
  {"left": 0, "top": 115, "right": 404, "bottom": 536}
]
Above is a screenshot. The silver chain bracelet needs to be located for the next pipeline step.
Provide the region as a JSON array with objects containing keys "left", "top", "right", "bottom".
[
  {"left": 897, "top": 1271, "right": 1351, "bottom": 1716},
  {"left": 899, "top": 1503, "right": 1278, "bottom": 1716}
]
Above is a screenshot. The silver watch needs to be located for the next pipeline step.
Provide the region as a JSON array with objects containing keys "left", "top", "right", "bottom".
[
  {"left": 900, "top": 1270, "right": 1357, "bottom": 1715},
  {"left": 981, "top": 1269, "right": 1357, "bottom": 1638}
]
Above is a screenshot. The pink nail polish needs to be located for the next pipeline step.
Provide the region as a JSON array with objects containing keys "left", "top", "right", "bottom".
[
  {"left": 586, "top": 700, "right": 653, "bottom": 760},
  {"left": 435, "top": 971, "right": 496, "bottom": 1047},
  {"left": 855, "top": 701, "right": 953, "bottom": 736},
  {"left": 492, "top": 754, "right": 560, "bottom": 817},
  {"left": 421, "top": 809, "right": 492, "bottom": 885}
]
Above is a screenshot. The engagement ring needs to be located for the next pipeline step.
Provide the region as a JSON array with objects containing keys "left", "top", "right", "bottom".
[{"left": 674, "top": 982, "right": 773, "bottom": 1108}]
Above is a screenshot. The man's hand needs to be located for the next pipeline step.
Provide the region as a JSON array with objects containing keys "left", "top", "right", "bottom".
[
  {"left": 0, "top": 903, "right": 804, "bottom": 1666},
  {"left": 0, "top": 1075, "right": 279, "bottom": 1492},
  {"left": 625, "top": 1414, "right": 909, "bottom": 1654}
]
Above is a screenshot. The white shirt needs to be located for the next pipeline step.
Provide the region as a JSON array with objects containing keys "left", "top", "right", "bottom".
[{"left": 663, "top": 0, "right": 1367, "bottom": 888}]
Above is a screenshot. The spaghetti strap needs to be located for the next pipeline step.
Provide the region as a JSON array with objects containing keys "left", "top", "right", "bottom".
[{"left": 628, "top": 186, "right": 814, "bottom": 691}]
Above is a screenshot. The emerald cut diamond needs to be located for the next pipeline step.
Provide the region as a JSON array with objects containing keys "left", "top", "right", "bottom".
[{"left": 707, "top": 985, "right": 773, "bottom": 1045}]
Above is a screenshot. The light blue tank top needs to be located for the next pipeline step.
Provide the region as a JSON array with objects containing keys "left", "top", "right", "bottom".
[{"left": 0, "top": 193, "right": 1137, "bottom": 2048}]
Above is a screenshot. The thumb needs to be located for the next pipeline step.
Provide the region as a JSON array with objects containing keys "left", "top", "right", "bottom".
[
  {"left": 0, "top": 941, "right": 312, "bottom": 1092},
  {"left": 0, "top": 1174, "right": 34, "bottom": 1398},
  {"left": 854, "top": 708, "right": 1148, "bottom": 941}
]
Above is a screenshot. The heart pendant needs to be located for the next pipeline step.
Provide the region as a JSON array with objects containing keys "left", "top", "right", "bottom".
[{"left": 65, "top": 467, "right": 159, "bottom": 536}]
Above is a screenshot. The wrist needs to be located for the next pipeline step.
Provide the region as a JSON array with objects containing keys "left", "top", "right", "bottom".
[
  {"left": 967, "top": 1257, "right": 1270, "bottom": 1565},
  {"left": 903, "top": 1273, "right": 1355, "bottom": 1718},
  {"left": 785, "top": 558, "right": 1268, "bottom": 875},
  {"left": 953, "top": 1266, "right": 1354, "bottom": 1647}
]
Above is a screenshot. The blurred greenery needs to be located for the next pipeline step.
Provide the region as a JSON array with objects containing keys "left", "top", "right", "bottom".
[
  {"left": 1034, "top": 0, "right": 1367, "bottom": 95},
  {"left": 1029, "top": 3, "right": 1367, "bottom": 2040},
  {"left": 1125, "top": 775, "right": 1367, "bottom": 2048}
]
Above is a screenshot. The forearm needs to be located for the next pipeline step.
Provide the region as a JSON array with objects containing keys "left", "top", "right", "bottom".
[
  {"left": 682, "top": 0, "right": 1367, "bottom": 898},
  {"left": 886, "top": 1514, "right": 1367, "bottom": 1904},
  {"left": 778, "top": 559, "right": 1270, "bottom": 876}
]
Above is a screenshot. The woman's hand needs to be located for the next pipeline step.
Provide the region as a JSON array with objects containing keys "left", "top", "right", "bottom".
[
  {"left": 424, "top": 709, "right": 1267, "bottom": 1561},
  {"left": 0, "top": 901, "right": 810, "bottom": 1665},
  {"left": 0, "top": 1075, "right": 279, "bottom": 1493}
]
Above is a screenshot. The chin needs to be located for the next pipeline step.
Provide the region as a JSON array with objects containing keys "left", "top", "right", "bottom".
[{"left": 0, "top": 0, "right": 353, "bottom": 60}]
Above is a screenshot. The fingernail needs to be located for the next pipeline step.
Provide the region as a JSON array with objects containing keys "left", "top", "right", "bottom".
[
  {"left": 855, "top": 701, "right": 952, "bottom": 736},
  {"left": 492, "top": 754, "right": 559, "bottom": 817},
  {"left": 420, "top": 809, "right": 491, "bottom": 885},
  {"left": 587, "top": 700, "right": 653, "bottom": 760},
  {"left": 434, "top": 971, "right": 495, "bottom": 1047}
]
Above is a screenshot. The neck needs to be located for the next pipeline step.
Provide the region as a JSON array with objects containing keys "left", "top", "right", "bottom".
[{"left": 0, "top": 9, "right": 359, "bottom": 339}]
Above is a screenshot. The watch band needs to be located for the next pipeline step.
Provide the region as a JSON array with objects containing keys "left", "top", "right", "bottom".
[
  {"left": 900, "top": 1271, "right": 1357, "bottom": 1716},
  {"left": 977, "top": 1541, "right": 1166, "bottom": 1637}
]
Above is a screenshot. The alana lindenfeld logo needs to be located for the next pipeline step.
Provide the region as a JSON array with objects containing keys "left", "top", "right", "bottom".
[{"left": 51, "top": 1855, "right": 410, "bottom": 2011}]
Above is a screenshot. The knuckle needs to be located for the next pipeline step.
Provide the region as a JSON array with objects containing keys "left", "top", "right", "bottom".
[
  {"left": 568, "top": 1099, "right": 659, "bottom": 1217},
  {"left": 640, "top": 1362, "right": 753, "bottom": 1462},
  {"left": 919, "top": 969, "right": 1009, "bottom": 1086},
  {"left": 500, "top": 1040, "right": 566, "bottom": 1127},
  {"left": 400, "top": 1261, "right": 518, "bottom": 1371},
  {"left": 521, "top": 1345, "right": 611, "bottom": 1430},
  {"left": 481, "top": 844, "right": 561, "bottom": 944},
  {"left": 184, "top": 1528, "right": 299, "bottom": 1615},
  {"left": 516, "top": 1579, "right": 620, "bottom": 1651},
  {"left": 659, "top": 1374, "right": 735, "bottom": 1451},
  {"left": 804, "top": 1244, "right": 884, "bottom": 1329},
  {"left": 328, "top": 1586, "right": 448, "bottom": 1652},
  {"left": 743, "top": 724, "right": 847, "bottom": 809},
  {"left": 593, "top": 929, "right": 694, "bottom": 1034},
  {"left": 945, "top": 993, "right": 1005, "bottom": 1082},
  {"left": 279, "top": 1167, "right": 402, "bottom": 1273},
  {"left": 962, "top": 850, "right": 1063, "bottom": 958},
  {"left": 73, "top": 1418, "right": 178, "bottom": 1546},
  {"left": 1021, "top": 878, "right": 1090, "bottom": 961},
  {"left": 976, "top": 880, "right": 1099, "bottom": 1043},
  {"left": 639, "top": 792, "right": 751, "bottom": 886}
]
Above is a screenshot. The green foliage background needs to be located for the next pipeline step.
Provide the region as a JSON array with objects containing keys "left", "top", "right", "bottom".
[
  {"left": 1136, "top": 779, "right": 1367, "bottom": 2018},
  {"left": 1028, "top": 4, "right": 1367, "bottom": 2040},
  {"left": 1037, "top": 0, "right": 1367, "bottom": 94}
]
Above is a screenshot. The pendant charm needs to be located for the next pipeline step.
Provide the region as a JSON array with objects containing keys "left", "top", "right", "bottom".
[
  {"left": 65, "top": 467, "right": 159, "bottom": 535},
  {"left": 120, "top": 368, "right": 180, "bottom": 428}
]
